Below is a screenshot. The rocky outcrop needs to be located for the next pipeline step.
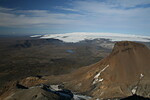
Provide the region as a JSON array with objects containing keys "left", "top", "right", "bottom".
[
  {"left": 18, "top": 76, "right": 47, "bottom": 87},
  {"left": 60, "top": 41, "right": 150, "bottom": 99}
]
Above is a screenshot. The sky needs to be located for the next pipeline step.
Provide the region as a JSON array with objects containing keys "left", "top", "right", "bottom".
[{"left": 0, "top": 0, "right": 150, "bottom": 36}]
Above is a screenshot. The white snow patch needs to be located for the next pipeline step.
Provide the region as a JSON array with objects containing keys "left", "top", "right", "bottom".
[
  {"left": 94, "top": 65, "right": 109, "bottom": 79},
  {"left": 132, "top": 86, "right": 138, "bottom": 94},
  {"left": 93, "top": 65, "right": 109, "bottom": 84},
  {"left": 40, "top": 32, "right": 150, "bottom": 43},
  {"left": 94, "top": 72, "right": 101, "bottom": 79},
  {"left": 93, "top": 79, "right": 99, "bottom": 84},
  {"left": 30, "top": 35, "right": 41, "bottom": 37},
  {"left": 29, "top": 84, "right": 62, "bottom": 91},
  {"left": 98, "top": 78, "right": 103, "bottom": 82},
  {"left": 99, "top": 65, "right": 109, "bottom": 74},
  {"left": 140, "top": 73, "right": 144, "bottom": 79},
  {"left": 73, "top": 94, "right": 92, "bottom": 100},
  {"left": 50, "top": 85, "right": 62, "bottom": 91},
  {"left": 131, "top": 73, "right": 144, "bottom": 94}
]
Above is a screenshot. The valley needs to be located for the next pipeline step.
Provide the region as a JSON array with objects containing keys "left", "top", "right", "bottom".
[{"left": 0, "top": 36, "right": 112, "bottom": 93}]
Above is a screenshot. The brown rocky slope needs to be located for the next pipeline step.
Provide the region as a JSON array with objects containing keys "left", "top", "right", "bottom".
[
  {"left": 1, "top": 41, "right": 150, "bottom": 100},
  {"left": 46, "top": 41, "right": 150, "bottom": 99}
]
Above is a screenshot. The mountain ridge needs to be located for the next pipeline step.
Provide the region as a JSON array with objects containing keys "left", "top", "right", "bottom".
[
  {"left": 59, "top": 41, "right": 150, "bottom": 99},
  {"left": 1, "top": 41, "right": 150, "bottom": 100}
]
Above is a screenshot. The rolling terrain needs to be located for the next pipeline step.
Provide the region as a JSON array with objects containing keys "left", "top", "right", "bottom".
[
  {"left": 0, "top": 36, "right": 112, "bottom": 95},
  {"left": 0, "top": 41, "right": 150, "bottom": 100}
]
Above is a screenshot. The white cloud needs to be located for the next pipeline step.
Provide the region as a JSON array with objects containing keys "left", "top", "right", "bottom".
[
  {"left": 72, "top": 0, "right": 150, "bottom": 16},
  {"left": 0, "top": 7, "right": 14, "bottom": 12},
  {"left": 0, "top": 0, "right": 150, "bottom": 35},
  {"left": 105, "top": 0, "right": 150, "bottom": 8},
  {"left": 55, "top": 6, "right": 79, "bottom": 12},
  {"left": 0, "top": 7, "right": 84, "bottom": 27}
]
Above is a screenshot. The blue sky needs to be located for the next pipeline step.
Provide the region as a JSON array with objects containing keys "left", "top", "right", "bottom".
[{"left": 0, "top": 0, "right": 150, "bottom": 35}]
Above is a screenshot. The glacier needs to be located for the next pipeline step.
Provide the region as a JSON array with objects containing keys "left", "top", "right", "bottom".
[{"left": 31, "top": 32, "right": 150, "bottom": 43}]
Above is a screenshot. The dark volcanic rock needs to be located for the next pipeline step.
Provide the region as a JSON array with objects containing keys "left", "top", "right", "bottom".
[{"left": 121, "top": 94, "right": 150, "bottom": 100}]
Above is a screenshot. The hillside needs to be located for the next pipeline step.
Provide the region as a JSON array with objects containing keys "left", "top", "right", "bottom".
[
  {"left": 1, "top": 41, "right": 150, "bottom": 100},
  {"left": 60, "top": 41, "right": 150, "bottom": 99}
]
